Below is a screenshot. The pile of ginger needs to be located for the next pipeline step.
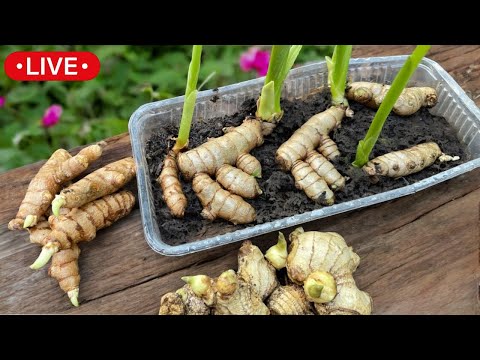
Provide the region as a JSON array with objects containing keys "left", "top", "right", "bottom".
[
  {"left": 8, "top": 142, "right": 136, "bottom": 307},
  {"left": 159, "top": 227, "right": 372, "bottom": 315}
]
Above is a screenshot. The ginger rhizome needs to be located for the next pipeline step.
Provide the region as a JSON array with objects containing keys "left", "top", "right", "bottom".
[
  {"left": 276, "top": 107, "right": 345, "bottom": 170},
  {"left": 216, "top": 164, "right": 262, "bottom": 199},
  {"left": 48, "top": 244, "right": 81, "bottom": 307},
  {"left": 8, "top": 142, "right": 105, "bottom": 230},
  {"left": 346, "top": 82, "right": 437, "bottom": 116},
  {"left": 363, "top": 142, "right": 459, "bottom": 179},
  {"left": 157, "top": 45, "right": 202, "bottom": 218},
  {"left": 157, "top": 152, "right": 187, "bottom": 218},
  {"left": 52, "top": 156, "right": 136, "bottom": 216},
  {"left": 286, "top": 227, "right": 372, "bottom": 315},
  {"left": 11, "top": 142, "right": 137, "bottom": 307},
  {"left": 267, "top": 285, "right": 313, "bottom": 315},
  {"left": 159, "top": 46, "right": 302, "bottom": 223},
  {"left": 291, "top": 160, "right": 335, "bottom": 205},
  {"left": 178, "top": 119, "right": 264, "bottom": 179},
  {"left": 275, "top": 46, "right": 352, "bottom": 205},
  {"left": 178, "top": 119, "right": 263, "bottom": 224},
  {"left": 276, "top": 108, "right": 345, "bottom": 204},
  {"left": 159, "top": 227, "right": 371, "bottom": 315},
  {"left": 237, "top": 240, "right": 278, "bottom": 300},
  {"left": 192, "top": 173, "right": 256, "bottom": 225},
  {"left": 30, "top": 190, "right": 136, "bottom": 270}
]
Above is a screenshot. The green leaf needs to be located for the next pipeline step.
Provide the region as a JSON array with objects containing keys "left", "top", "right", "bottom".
[
  {"left": 353, "top": 45, "right": 431, "bottom": 167},
  {"left": 6, "top": 84, "right": 42, "bottom": 104},
  {"left": 258, "top": 45, "right": 302, "bottom": 120},
  {"left": 174, "top": 46, "right": 202, "bottom": 151},
  {"left": 327, "top": 45, "right": 352, "bottom": 106},
  {"left": 175, "top": 90, "right": 198, "bottom": 151}
]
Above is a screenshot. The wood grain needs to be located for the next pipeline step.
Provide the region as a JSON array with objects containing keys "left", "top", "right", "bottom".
[{"left": 0, "top": 45, "right": 479, "bottom": 314}]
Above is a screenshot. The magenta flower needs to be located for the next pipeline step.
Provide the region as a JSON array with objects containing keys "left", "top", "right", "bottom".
[
  {"left": 42, "top": 104, "right": 63, "bottom": 128},
  {"left": 239, "top": 47, "right": 270, "bottom": 77},
  {"left": 0, "top": 96, "right": 5, "bottom": 108}
]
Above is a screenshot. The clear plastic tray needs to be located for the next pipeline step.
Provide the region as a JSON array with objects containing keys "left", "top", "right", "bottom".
[{"left": 129, "top": 56, "right": 480, "bottom": 256}]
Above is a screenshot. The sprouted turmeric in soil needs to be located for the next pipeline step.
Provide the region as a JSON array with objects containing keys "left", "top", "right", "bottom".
[
  {"left": 362, "top": 142, "right": 459, "bottom": 179},
  {"left": 275, "top": 45, "right": 352, "bottom": 204},
  {"left": 346, "top": 82, "right": 437, "bottom": 116},
  {"left": 160, "top": 46, "right": 301, "bottom": 224}
]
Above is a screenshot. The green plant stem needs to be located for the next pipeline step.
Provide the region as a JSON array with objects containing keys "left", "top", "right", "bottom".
[
  {"left": 173, "top": 45, "right": 202, "bottom": 152},
  {"left": 326, "top": 45, "right": 352, "bottom": 106},
  {"left": 352, "top": 45, "right": 431, "bottom": 168},
  {"left": 257, "top": 45, "right": 302, "bottom": 121}
]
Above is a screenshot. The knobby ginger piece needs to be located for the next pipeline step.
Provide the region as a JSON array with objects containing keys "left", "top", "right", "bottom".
[
  {"left": 346, "top": 82, "right": 437, "bottom": 116},
  {"left": 192, "top": 173, "right": 256, "bottom": 225},
  {"left": 178, "top": 119, "right": 263, "bottom": 180},
  {"left": 237, "top": 241, "right": 278, "bottom": 300},
  {"left": 48, "top": 243, "right": 81, "bottom": 307},
  {"left": 9, "top": 142, "right": 105, "bottom": 230},
  {"left": 305, "top": 151, "right": 345, "bottom": 191},
  {"left": 159, "top": 292, "right": 185, "bottom": 315},
  {"left": 28, "top": 219, "right": 51, "bottom": 245},
  {"left": 157, "top": 152, "right": 187, "bottom": 218},
  {"left": 286, "top": 227, "right": 372, "bottom": 315},
  {"left": 176, "top": 285, "right": 211, "bottom": 315},
  {"left": 214, "top": 280, "right": 270, "bottom": 315},
  {"left": 291, "top": 160, "right": 335, "bottom": 205},
  {"left": 266, "top": 285, "right": 313, "bottom": 315},
  {"left": 53, "top": 156, "right": 136, "bottom": 216},
  {"left": 236, "top": 153, "right": 262, "bottom": 178},
  {"left": 276, "top": 106, "right": 345, "bottom": 171},
  {"left": 216, "top": 164, "right": 262, "bottom": 199},
  {"left": 287, "top": 228, "right": 359, "bottom": 283},
  {"left": 363, "top": 142, "right": 458, "bottom": 178},
  {"left": 313, "top": 273, "right": 372, "bottom": 315},
  {"left": 317, "top": 135, "right": 340, "bottom": 161},
  {"left": 30, "top": 190, "right": 135, "bottom": 270}
]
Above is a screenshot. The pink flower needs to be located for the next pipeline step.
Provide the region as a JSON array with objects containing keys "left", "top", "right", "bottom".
[
  {"left": 0, "top": 96, "right": 5, "bottom": 108},
  {"left": 239, "top": 47, "right": 270, "bottom": 77},
  {"left": 42, "top": 104, "right": 62, "bottom": 128}
]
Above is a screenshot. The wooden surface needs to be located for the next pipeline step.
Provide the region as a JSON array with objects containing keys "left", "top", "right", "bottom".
[{"left": 1, "top": 45, "right": 479, "bottom": 315}]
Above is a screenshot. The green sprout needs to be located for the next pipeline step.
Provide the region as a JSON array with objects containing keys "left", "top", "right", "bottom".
[
  {"left": 256, "top": 45, "right": 302, "bottom": 122},
  {"left": 352, "top": 45, "right": 431, "bottom": 168},
  {"left": 173, "top": 45, "right": 203, "bottom": 153},
  {"left": 326, "top": 45, "right": 352, "bottom": 107}
]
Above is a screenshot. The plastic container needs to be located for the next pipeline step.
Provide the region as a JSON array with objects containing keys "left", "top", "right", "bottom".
[{"left": 129, "top": 56, "right": 480, "bottom": 256}]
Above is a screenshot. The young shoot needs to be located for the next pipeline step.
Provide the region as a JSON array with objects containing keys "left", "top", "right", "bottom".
[
  {"left": 256, "top": 45, "right": 302, "bottom": 122},
  {"left": 173, "top": 45, "right": 203, "bottom": 153},
  {"left": 325, "top": 45, "right": 352, "bottom": 107},
  {"left": 352, "top": 45, "right": 431, "bottom": 167}
]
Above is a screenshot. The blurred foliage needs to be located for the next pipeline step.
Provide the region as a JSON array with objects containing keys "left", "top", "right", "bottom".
[{"left": 0, "top": 45, "right": 333, "bottom": 172}]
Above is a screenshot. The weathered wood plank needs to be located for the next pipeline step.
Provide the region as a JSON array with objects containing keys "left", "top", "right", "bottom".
[
  {"left": 2, "top": 167, "right": 477, "bottom": 314},
  {"left": 1, "top": 45, "right": 479, "bottom": 314},
  {"left": 61, "top": 188, "right": 479, "bottom": 315}
]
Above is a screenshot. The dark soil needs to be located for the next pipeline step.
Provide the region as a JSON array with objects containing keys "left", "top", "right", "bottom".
[{"left": 145, "top": 91, "right": 469, "bottom": 246}]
